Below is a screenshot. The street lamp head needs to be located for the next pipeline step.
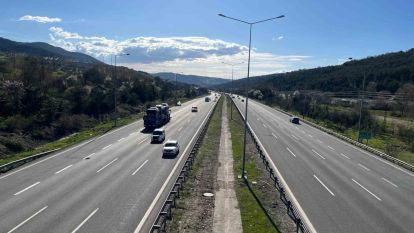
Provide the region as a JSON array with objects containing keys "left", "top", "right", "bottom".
[
  {"left": 218, "top": 13, "right": 226, "bottom": 17},
  {"left": 276, "top": 15, "right": 285, "bottom": 19},
  {"left": 125, "top": 53, "right": 130, "bottom": 56}
]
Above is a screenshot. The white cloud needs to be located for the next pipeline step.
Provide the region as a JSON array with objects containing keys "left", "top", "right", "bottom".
[
  {"left": 272, "top": 35, "right": 284, "bottom": 41},
  {"left": 19, "top": 15, "right": 62, "bottom": 23},
  {"left": 48, "top": 27, "right": 310, "bottom": 78}
]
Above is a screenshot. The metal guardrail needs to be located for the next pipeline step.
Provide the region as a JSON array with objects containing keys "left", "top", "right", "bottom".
[
  {"left": 256, "top": 101, "right": 414, "bottom": 173},
  {"left": 0, "top": 148, "right": 61, "bottom": 173},
  {"left": 150, "top": 96, "right": 221, "bottom": 233},
  {"left": 230, "top": 95, "right": 311, "bottom": 233}
]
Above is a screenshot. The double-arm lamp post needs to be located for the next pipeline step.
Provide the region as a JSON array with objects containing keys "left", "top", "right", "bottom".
[
  {"left": 218, "top": 13, "right": 285, "bottom": 177},
  {"left": 222, "top": 61, "right": 244, "bottom": 119}
]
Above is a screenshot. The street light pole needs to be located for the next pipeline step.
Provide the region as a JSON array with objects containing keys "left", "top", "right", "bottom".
[
  {"left": 357, "top": 72, "right": 366, "bottom": 142},
  {"left": 112, "top": 53, "right": 130, "bottom": 127},
  {"left": 219, "top": 13, "right": 285, "bottom": 177},
  {"left": 222, "top": 61, "right": 244, "bottom": 120}
]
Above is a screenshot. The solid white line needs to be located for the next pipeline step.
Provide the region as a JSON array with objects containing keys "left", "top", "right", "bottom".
[
  {"left": 83, "top": 153, "right": 95, "bottom": 160},
  {"left": 132, "top": 160, "right": 149, "bottom": 175},
  {"left": 352, "top": 179, "right": 382, "bottom": 201},
  {"left": 291, "top": 134, "right": 299, "bottom": 140},
  {"left": 96, "top": 158, "right": 118, "bottom": 173},
  {"left": 102, "top": 144, "right": 112, "bottom": 150},
  {"left": 134, "top": 99, "right": 217, "bottom": 233},
  {"left": 129, "top": 132, "right": 137, "bottom": 136},
  {"left": 286, "top": 148, "right": 297, "bottom": 158},
  {"left": 358, "top": 163, "right": 371, "bottom": 171},
  {"left": 313, "top": 175, "right": 335, "bottom": 196},
  {"left": 14, "top": 182, "right": 40, "bottom": 196},
  {"left": 55, "top": 164, "right": 73, "bottom": 174},
  {"left": 0, "top": 139, "right": 93, "bottom": 180},
  {"left": 118, "top": 137, "right": 125, "bottom": 142},
  {"left": 381, "top": 177, "right": 399, "bottom": 188},
  {"left": 271, "top": 133, "right": 278, "bottom": 139},
  {"left": 7, "top": 206, "right": 48, "bottom": 233},
  {"left": 340, "top": 153, "right": 350, "bottom": 159},
  {"left": 71, "top": 208, "right": 99, "bottom": 233},
  {"left": 328, "top": 146, "right": 335, "bottom": 151},
  {"left": 312, "top": 149, "right": 326, "bottom": 160}
]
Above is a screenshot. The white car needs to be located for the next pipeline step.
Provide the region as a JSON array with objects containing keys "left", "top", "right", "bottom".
[
  {"left": 191, "top": 106, "right": 198, "bottom": 112},
  {"left": 163, "top": 140, "right": 180, "bottom": 156}
]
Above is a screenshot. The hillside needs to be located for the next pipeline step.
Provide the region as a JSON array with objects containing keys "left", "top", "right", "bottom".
[
  {"left": 0, "top": 37, "right": 101, "bottom": 64},
  {"left": 217, "top": 48, "right": 414, "bottom": 93},
  {"left": 154, "top": 72, "right": 229, "bottom": 87}
]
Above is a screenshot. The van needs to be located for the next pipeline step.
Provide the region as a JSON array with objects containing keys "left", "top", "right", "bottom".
[{"left": 151, "top": 128, "right": 166, "bottom": 143}]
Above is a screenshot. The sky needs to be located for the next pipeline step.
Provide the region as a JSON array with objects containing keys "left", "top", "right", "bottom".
[{"left": 1, "top": 0, "right": 414, "bottom": 79}]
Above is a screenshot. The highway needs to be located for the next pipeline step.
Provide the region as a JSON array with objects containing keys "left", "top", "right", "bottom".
[
  {"left": 233, "top": 96, "right": 414, "bottom": 233},
  {"left": 0, "top": 94, "right": 217, "bottom": 233}
]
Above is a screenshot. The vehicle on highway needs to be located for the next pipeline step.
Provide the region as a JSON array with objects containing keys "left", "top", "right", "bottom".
[
  {"left": 151, "top": 128, "right": 165, "bottom": 143},
  {"left": 177, "top": 101, "right": 182, "bottom": 106},
  {"left": 143, "top": 104, "right": 171, "bottom": 129},
  {"left": 205, "top": 96, "right": 211, "bottom": 102},
  {"left": 290, "top": 116, "right": 300, "bottom": 124},
  {"left": 163, "top": 140, "right": 180, "bottom": 156},
  {"left": 191, "top": 106, "right": 198, "bottom": 112},
  {"left": 241, "top": 99, "right": 244, "bottom": 102}
]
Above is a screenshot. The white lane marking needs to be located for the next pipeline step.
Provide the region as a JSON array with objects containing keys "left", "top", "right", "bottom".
[
  {"left": 98, "top": 123, "right": 130, "bottom": 139},
  {"left": 102, "top": 144, "right": 112, "bottom": 150},
  {"left": 83, "top": 153, "right": 95, "bottom": 160},
  {"left": 295, "top": 126, "right": 298, "bottom": 130},
  {"left": 311, "top": 149, "right": 326, "bottom": 160},
  {"left": 132, "top": 160, "right": 149, "bottom": 175},
  {"left": 263, "top": 123, "right": 267, "bottom": 128},
  {"left": 231, "top": 99, "right": 318, "bottom": 233},
  {"left": 301, "top": 130, "right": 306, "bottom": 134},
  {"left": 340, "top": 153, "right": 350, "bottom": 159},
  {"left": 96, "top": 158, "right": 118, "bottom": 173},
  {"left": 55, "top": 165, "right": 73, "bottom": 174},
  {"left": 0, "top": 139, "right": 93, "bottom": 180},
  {"left": 327, "top": 146, "right": 335, "bottom": 151},
  {"left": 308, "top": 134, "right": 313, "bottom": 138},
  {"left": 352, "top": 179, "right": 382, "bottom": 201},
  {"left": 7, "top": 206, "right": 48, "bottom": 233},
  {"left": 317, "top": 139, "right": 323, "bottom": 144},
  {"left": 129, "top": 132, "right": 137, "bottom": 136},
  {"left": 178, "top": 127, "right": 183, "bottom": 132},
  {"left": 358, "top": 163, "right": 371, "bottom": 171},
  {"left": 291, "top": 134, "right": 299, "bottom": 140},
  {"left": 138, "top": 138, "right": 147, "bottom": 144},
  {"left": 286, "top": 148, "right": 297, "bottom": 158},
  {"left": 14, "top": 182, "right": 40, "bottom": 196},
  {"left": 71, "top": 208, "right": 99, "bottom": 233},
  {"left": 118, "top": 137, "right": 125, "bottom": 142},
  {"left": 134, "top": 99, "right": 217, "bottom": 233},
  {"left": 271, "top": 133, "right": 278, "bottom": 139},
  {"left": 257, "top": 118, "right": 260, "bottom": 121},
  {"left": 313, "top": 175, "right": 335, "bottom": 196},
  {"left": 381, "top": 177, "right": 399, "bottom": 188}
]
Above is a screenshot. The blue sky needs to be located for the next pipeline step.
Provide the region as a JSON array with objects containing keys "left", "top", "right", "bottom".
[{"left": 1, "top": 0, "right": 413, "bottom": 78}]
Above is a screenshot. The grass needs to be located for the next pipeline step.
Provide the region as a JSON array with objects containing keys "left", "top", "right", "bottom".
[
  {"left": 0, "top": 96, "right": 201, "bottom": 167},
  {"left": 167, "top": 97, "right": 223, "bottom": 232},
  {"left": 227, "top": 96, "right": 280, "bottom": 233}
]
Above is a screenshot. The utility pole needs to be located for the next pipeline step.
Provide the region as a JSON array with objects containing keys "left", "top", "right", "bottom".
[
  {"left": 112, "top": 53, "right": 130, "bottom": 127},
  {"left": 222, "top": 61, "right": 244, "bottom": 120},
  {"left": 357, "top": 72, "right": 366, "bottom": 142}
]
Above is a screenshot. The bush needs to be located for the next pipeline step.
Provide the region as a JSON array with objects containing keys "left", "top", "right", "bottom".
[
  {"left": 0, "top": 115, "right": 33, "bottom": 132},
  {"left": 54, "top": 114, "right": 95, "bottom": 137},
  {"left": 3, "top": 139, "right": 24, "bottom": 152}
]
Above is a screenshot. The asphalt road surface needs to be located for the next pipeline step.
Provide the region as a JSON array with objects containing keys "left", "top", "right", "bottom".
[
  {"left": 233, "top": 96, "right": 414, "bottom": 233},
  {"left": 0, "top": 94, "right": 217, "bottom": 233}
]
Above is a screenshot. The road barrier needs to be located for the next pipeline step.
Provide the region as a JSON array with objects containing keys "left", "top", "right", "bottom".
[
  {"left": 150, "top": 96, "right": 221, "bottom": 233},
  {"left": 0, "top": 148, "right": 61, "bottom": 173},
  {"left": 230, "top": 96, "right": 312, "bottom": 233},
  {"left": 255, "top": 101, "right": 414, "bottom": 173}
]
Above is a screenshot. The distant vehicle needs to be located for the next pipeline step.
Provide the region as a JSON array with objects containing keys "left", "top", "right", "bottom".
[
  {"left": 290, "top": 116, "right": 300, "bottom": 124},
  {"left": 163, "top": 140, "right": 180, "bottom": 156},
  {"left": 232, "top": 96, "right": 235, "bottom": 98},
  {"left": 241, "top": 99, "right": 244, "bottom": 102},
  {"left": 177, "top": 101, "right": 182, "bottom": 106},
  {"left": 205, "top": 97, "right": 211, "bottom": 102},
  {"left": 144, "top": 104, "right": 171, "bottom": 129},
  {"left": 191, "top": 106, "right": 198, "bottom": 112}
]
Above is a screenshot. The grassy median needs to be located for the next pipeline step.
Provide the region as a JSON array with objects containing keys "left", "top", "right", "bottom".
[{"left": 167, "top": 97, "right": 223, "bottom": 233}]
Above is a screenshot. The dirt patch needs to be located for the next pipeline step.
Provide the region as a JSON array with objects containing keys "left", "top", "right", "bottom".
[{"left": 167, "top": 98, "right": 223, "bottom": 233}]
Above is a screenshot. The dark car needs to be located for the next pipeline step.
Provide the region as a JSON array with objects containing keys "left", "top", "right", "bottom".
[{"left": 290, "top": 116, "right": 300, "bottom": 124}]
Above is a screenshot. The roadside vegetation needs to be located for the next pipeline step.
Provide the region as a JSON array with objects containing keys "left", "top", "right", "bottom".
[
  {"left": 227, "top": 95, "right": 295, "bottom": 233},
  {"left": 0, "top": 52, "right": 207, "bottom": 163},
  {"left": 167, "top": 97, "right": 222, "bottom": 233}
]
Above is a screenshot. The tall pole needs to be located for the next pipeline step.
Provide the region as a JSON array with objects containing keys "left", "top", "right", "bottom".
[
  {"left": 175, "top": 73, "right": 178, "bottom": 105},
  {"left": 230, "top": 65, "right": 234, "bottom": 120},
  {"left": 114, "top": 55, "right": 118, "bottom": 127},
  {"left": 357, "top": 72, "right": 366, "bottom": 142}
]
